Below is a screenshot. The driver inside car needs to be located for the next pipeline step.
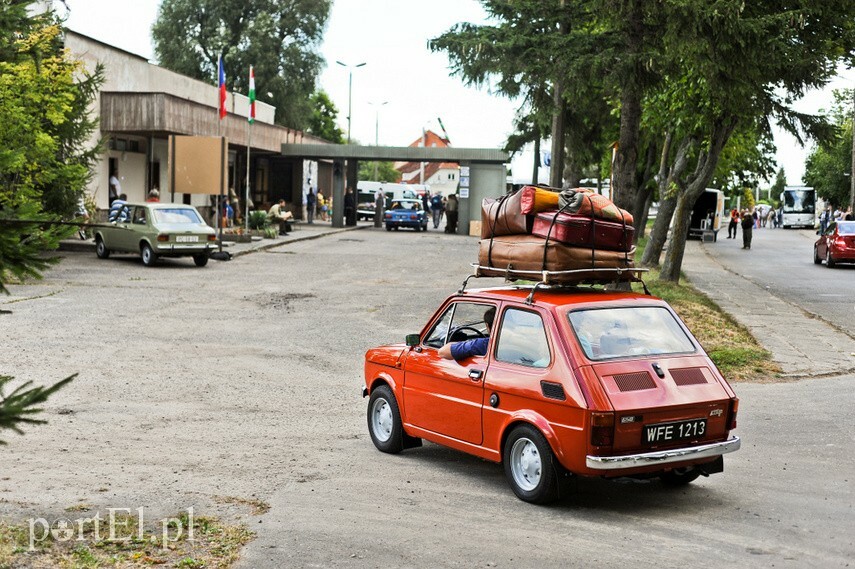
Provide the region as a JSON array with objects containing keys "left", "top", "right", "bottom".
[{"left": 439, "top": 307, "right": 495, "bottom": 361}]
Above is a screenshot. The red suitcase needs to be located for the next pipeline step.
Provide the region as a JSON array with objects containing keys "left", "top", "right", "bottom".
[{"left": 532, "top": 211, "right": 634, "bottom": 252}]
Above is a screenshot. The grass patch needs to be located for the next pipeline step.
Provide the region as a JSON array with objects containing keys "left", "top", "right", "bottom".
[
  {"left": 0, "top": 513, "right": 254, "bottom": 569},
  {"left": 631, "top": 236, "right": 780, "bottom": 382}
]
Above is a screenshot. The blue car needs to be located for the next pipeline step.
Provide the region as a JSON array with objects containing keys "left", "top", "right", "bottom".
[{"left": 384, "top": 199, "right": 428, "bottom": 232}]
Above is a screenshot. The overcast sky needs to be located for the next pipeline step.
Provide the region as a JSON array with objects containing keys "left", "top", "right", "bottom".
[{"left": 61, "top": 0, "right": 853, "bottom": 186}]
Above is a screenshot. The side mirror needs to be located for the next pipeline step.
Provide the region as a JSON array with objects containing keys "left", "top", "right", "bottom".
[{"left": 405, "top": 334, "right": 420, "bottom": 347}]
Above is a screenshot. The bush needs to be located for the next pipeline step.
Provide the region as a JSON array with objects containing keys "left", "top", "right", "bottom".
[{"left": 248, "top": 211, "right": 268, "bottom": 230}]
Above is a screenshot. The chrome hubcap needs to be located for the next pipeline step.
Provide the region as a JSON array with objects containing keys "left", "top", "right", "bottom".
[
  {"left": 510, "top": 437, "right": 542, "bottom": 491},
  {"left": 371, "top": 398, "right": 393, "bottom": 442}
]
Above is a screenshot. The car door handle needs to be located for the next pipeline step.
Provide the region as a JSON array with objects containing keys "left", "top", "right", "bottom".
[{"left": 468, "top": 369, "right": 483, "bottom": 381}]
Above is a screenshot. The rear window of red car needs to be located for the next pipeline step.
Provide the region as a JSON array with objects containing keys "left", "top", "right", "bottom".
[
  {"left": 567, "top": 306, "right": 695, "bottom": 360},
  {"left": 837, "top": 222, "right": 855, "bottom": 235}
]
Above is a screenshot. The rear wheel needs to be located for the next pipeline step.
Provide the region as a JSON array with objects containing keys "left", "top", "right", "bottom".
[
  {"left": 193, "top": 253, "right": 209, "bottom": 267},
  {"left": 814, "top": 246, "right": 822, "bottom": 264},
  {"left": 660, "top": 466, "right": 701, "bottom": 486},
  {"left": 367, "top": 385, "right": 403, "bottom": 454},
  {"left": 826, "top": 250, "right": 836, "bottom": 268},
  {"left": 95, "top": 237, "right": 110, "bottom": 259},
  {"left": 141, "top": 243, "right": 158, "bottom": 267},
  {"left": 503, "top": 424, "right": 560, "bottom": 504},
  {"left": 385, "top": 225, "right": 392, "bottom": 232}
]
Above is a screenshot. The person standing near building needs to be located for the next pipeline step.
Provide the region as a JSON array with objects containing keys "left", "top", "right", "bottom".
[
  {"left": 740, "top": 209, "right": 754, "bottom": 249},
  {"left": 344, "top": 186, "right": 356, "bottom": 225},
  {"left": 430, "top": 191, "right": 445, "bottom": 229},
  {"left": 444, "top": 193, "right": 459, "bottom": 234},
  {"left": 108, "top": 169, "right": 121, "bottom": 206},
  {"left": 374, "top": 187, "right": 385, "bottom": 228},
  {"left": 306, "top": 187, "right": 316, "bottom": 224}
]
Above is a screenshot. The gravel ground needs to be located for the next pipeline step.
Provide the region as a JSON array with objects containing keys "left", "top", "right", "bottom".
[{"left": 1, "top": 228, "right": 853, "bottom": 568}]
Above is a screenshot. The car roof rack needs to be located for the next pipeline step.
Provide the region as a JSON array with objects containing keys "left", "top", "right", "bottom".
[{"left": 459, "top": 264, "right": 651, "bottom": 304}]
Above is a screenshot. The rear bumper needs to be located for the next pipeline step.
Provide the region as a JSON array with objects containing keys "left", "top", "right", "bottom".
[
  {"left": 154, "top": 244, "right": 214, "bottom": 255},
  {"left": 586, "top": 436, "right": 740, "bottom": 471}
]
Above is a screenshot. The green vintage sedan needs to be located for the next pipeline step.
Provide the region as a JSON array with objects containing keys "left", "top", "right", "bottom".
[{"left": 94, "top": 202, "right": 217, "bottom": 267}]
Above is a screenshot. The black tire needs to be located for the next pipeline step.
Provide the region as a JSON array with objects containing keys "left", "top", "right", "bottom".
[
  {"left": 826, "top": 250, "right": 836, "bottom": 268},
  {"left": 814, "top": 246, "right": 822, "bottom": 264},
  {"left": 367, "top": 385, "right": 404, "bottom": 454},
  {"left": 385, "top": 225, "right": 392, "bottom": 232},
  {"left": 660, "top": 467, "right": 701, "bottom": 487},
  {"left": 193, "top": 253, "right": 209, "bottom": 267},
  {"left": 503, "top": 424, "right": 560, "bottom": 504},
  {"left": 95, "top": 237, "right": 110, "bottom": 259},
  {"left": 141, "top": 243, "right": 158, "bottom": 267}
]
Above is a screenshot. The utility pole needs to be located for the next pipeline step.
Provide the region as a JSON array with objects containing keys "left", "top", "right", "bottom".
[
  {"left": 370, "top": 101, "right": 388, "bottom": 179},
  {"left": 336, "top": 61, "right": 366, "bottom": 144}
]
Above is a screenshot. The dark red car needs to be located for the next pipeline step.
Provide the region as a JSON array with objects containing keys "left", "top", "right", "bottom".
[
  {"left": 815, "top": 220, "right": 855, "bottom": 267},
  {"left": 363, "top": 285, "right": 740, "bottom": 504}
]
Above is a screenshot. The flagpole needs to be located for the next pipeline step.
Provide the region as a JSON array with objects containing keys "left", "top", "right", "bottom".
[{"left": 245, "top": 120, "right": 251, "bottom": 231}]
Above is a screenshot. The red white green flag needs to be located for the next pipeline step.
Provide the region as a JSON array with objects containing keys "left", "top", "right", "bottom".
[{"left": 248, "top": 66, "right": 256, "bottom": 124}]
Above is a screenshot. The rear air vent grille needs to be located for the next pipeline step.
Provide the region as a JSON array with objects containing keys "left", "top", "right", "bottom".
[
  {"left": 611, "top": 371, "right": 656, "bottom": 392},
  {"left": 540, "top": 381, "right": 566, "bottom": 401},
  {"left": 670, "top": 367, "right": 708, "bottom": 386}
]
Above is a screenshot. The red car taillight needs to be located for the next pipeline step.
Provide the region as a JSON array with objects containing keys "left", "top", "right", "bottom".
[
  {"left": 590, "top": 412, "right": 614, "bottom": 447},
  {"left": 409, "top": 214, "right": 417, "bottom": 220},
  {"left": 157, "top": 234, "right": 169, "bottom": 242},
  {"left": 385, "top": 213, "right": 392, "bottom": 218},
  {"left": 727, "top": 398, "right": 739, "bottom": 430}
]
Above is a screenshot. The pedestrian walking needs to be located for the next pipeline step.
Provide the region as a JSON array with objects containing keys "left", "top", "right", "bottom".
[
  {"left": 727, "top": 208, "right": 739, "bottom": 238},
  {"left": 430, "top": 191, "right": 445, "bottom": 229},
  {"left": 740, "top": 210, "right": 754, "bottom": 249},
  {"left": 344, "top": 187, "right": 356, "bottom": 225}
]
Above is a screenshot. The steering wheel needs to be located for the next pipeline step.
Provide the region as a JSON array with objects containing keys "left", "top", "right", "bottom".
[{"left": 449, "top": 325, "right": 486, "bottom": 342}]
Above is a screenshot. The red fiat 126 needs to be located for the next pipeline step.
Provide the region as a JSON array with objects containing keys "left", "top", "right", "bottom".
[{"left": 363, "top": 279, "right": 740, "bottom": 504}]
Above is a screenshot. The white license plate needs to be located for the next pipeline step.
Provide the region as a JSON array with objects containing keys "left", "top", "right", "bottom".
[
  {"left": 643, "top": 419, "right": 707, "bottom": 444},
  {"left": 175, "top": 236, "right": 199, "bottom": 243}
]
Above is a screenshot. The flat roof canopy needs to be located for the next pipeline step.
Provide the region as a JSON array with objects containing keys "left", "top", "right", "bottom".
[{"left": 280, "top": 144, "right": 509, "bottom": 163}]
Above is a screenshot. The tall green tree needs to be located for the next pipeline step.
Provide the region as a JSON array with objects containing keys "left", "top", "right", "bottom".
[
  {"left": 306, "top": 90, "right": 344, "bottom": 144},
  {"left": 643, "top": 1, "right": 855, "bottom": 282},
  {"left": 1, "top": 5, "right": 102, "bottom": 294},
  {"left": 805, "top": 89, "right": 854, "bottom": 208},
  {"left": 358, "top": 161, "right": 399, "bottom": 183},
  {"left": 152, "top": 0, "right": 331, "bottom": 129}
]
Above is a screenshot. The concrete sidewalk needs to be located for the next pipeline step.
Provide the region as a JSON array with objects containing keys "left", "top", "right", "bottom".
[
  {"left": 59, "top": 220, "right": 369, "bottom": 257},
  {"left": 681, "top": 240, "right": 855, "bottom": 379}
]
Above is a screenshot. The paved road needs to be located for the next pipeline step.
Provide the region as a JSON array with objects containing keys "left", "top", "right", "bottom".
[
  {"left": 1, "top": 228, "right": 853, "bottom": 568},
  {"left": 682, "top": 228, "right": 855, "bottom": 377}
]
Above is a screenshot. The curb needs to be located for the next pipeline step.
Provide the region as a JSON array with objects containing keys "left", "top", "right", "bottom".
[{"left": 229, "top": 225, "right": 367, "bottom": 257}]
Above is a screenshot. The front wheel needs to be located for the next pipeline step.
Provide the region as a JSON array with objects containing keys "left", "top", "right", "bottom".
[
  {"left": 141, "top": 243, "right": 158, "bottom": 267},
  {"left": 814, "top": 246, "right": 822, "bottom": 264},
  {"left": 193, "top": 253, "right": 209, "bottom": 267},
  {"left": 367, "top": 385, "right": 404, "bottom": 454},
  {"left": 95, "top": 237, "right": 110, "bottom": 259},
  {"left": 826, "top": 250, "right": 836, "bottom": 268},
  {"left": 503, "top": 424, "right": 560, "bottom": 504}
]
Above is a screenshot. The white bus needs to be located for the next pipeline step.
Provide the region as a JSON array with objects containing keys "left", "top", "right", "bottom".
[{"left": 780, "top": 186, "right": 816, "bottom": 228}]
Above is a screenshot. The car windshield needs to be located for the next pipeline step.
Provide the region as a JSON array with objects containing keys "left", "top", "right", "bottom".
[
  {"left": 567, "top": 306, "right": 695, "bottom": 360},
  {"left": 837, "top": 222, "right": 855, "bottom": 235},
  {"left": 153, "top": 208, "right": 203, "bottom": 224}
]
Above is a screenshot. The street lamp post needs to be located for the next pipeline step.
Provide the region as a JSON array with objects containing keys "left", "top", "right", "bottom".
[
  {"left": 336, "top": 60, "right": 366, "bottom": 144},
  {"left": 369, "top": 100, "right": 388, "bottom": 179}
]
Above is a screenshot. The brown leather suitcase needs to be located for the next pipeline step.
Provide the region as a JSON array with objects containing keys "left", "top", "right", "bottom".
[
  {"left": 532, "top": 211, "right": 634, "bottom": 252},
  {"left": 478, "top": 234, "right": 635, "bottom": 283}
]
